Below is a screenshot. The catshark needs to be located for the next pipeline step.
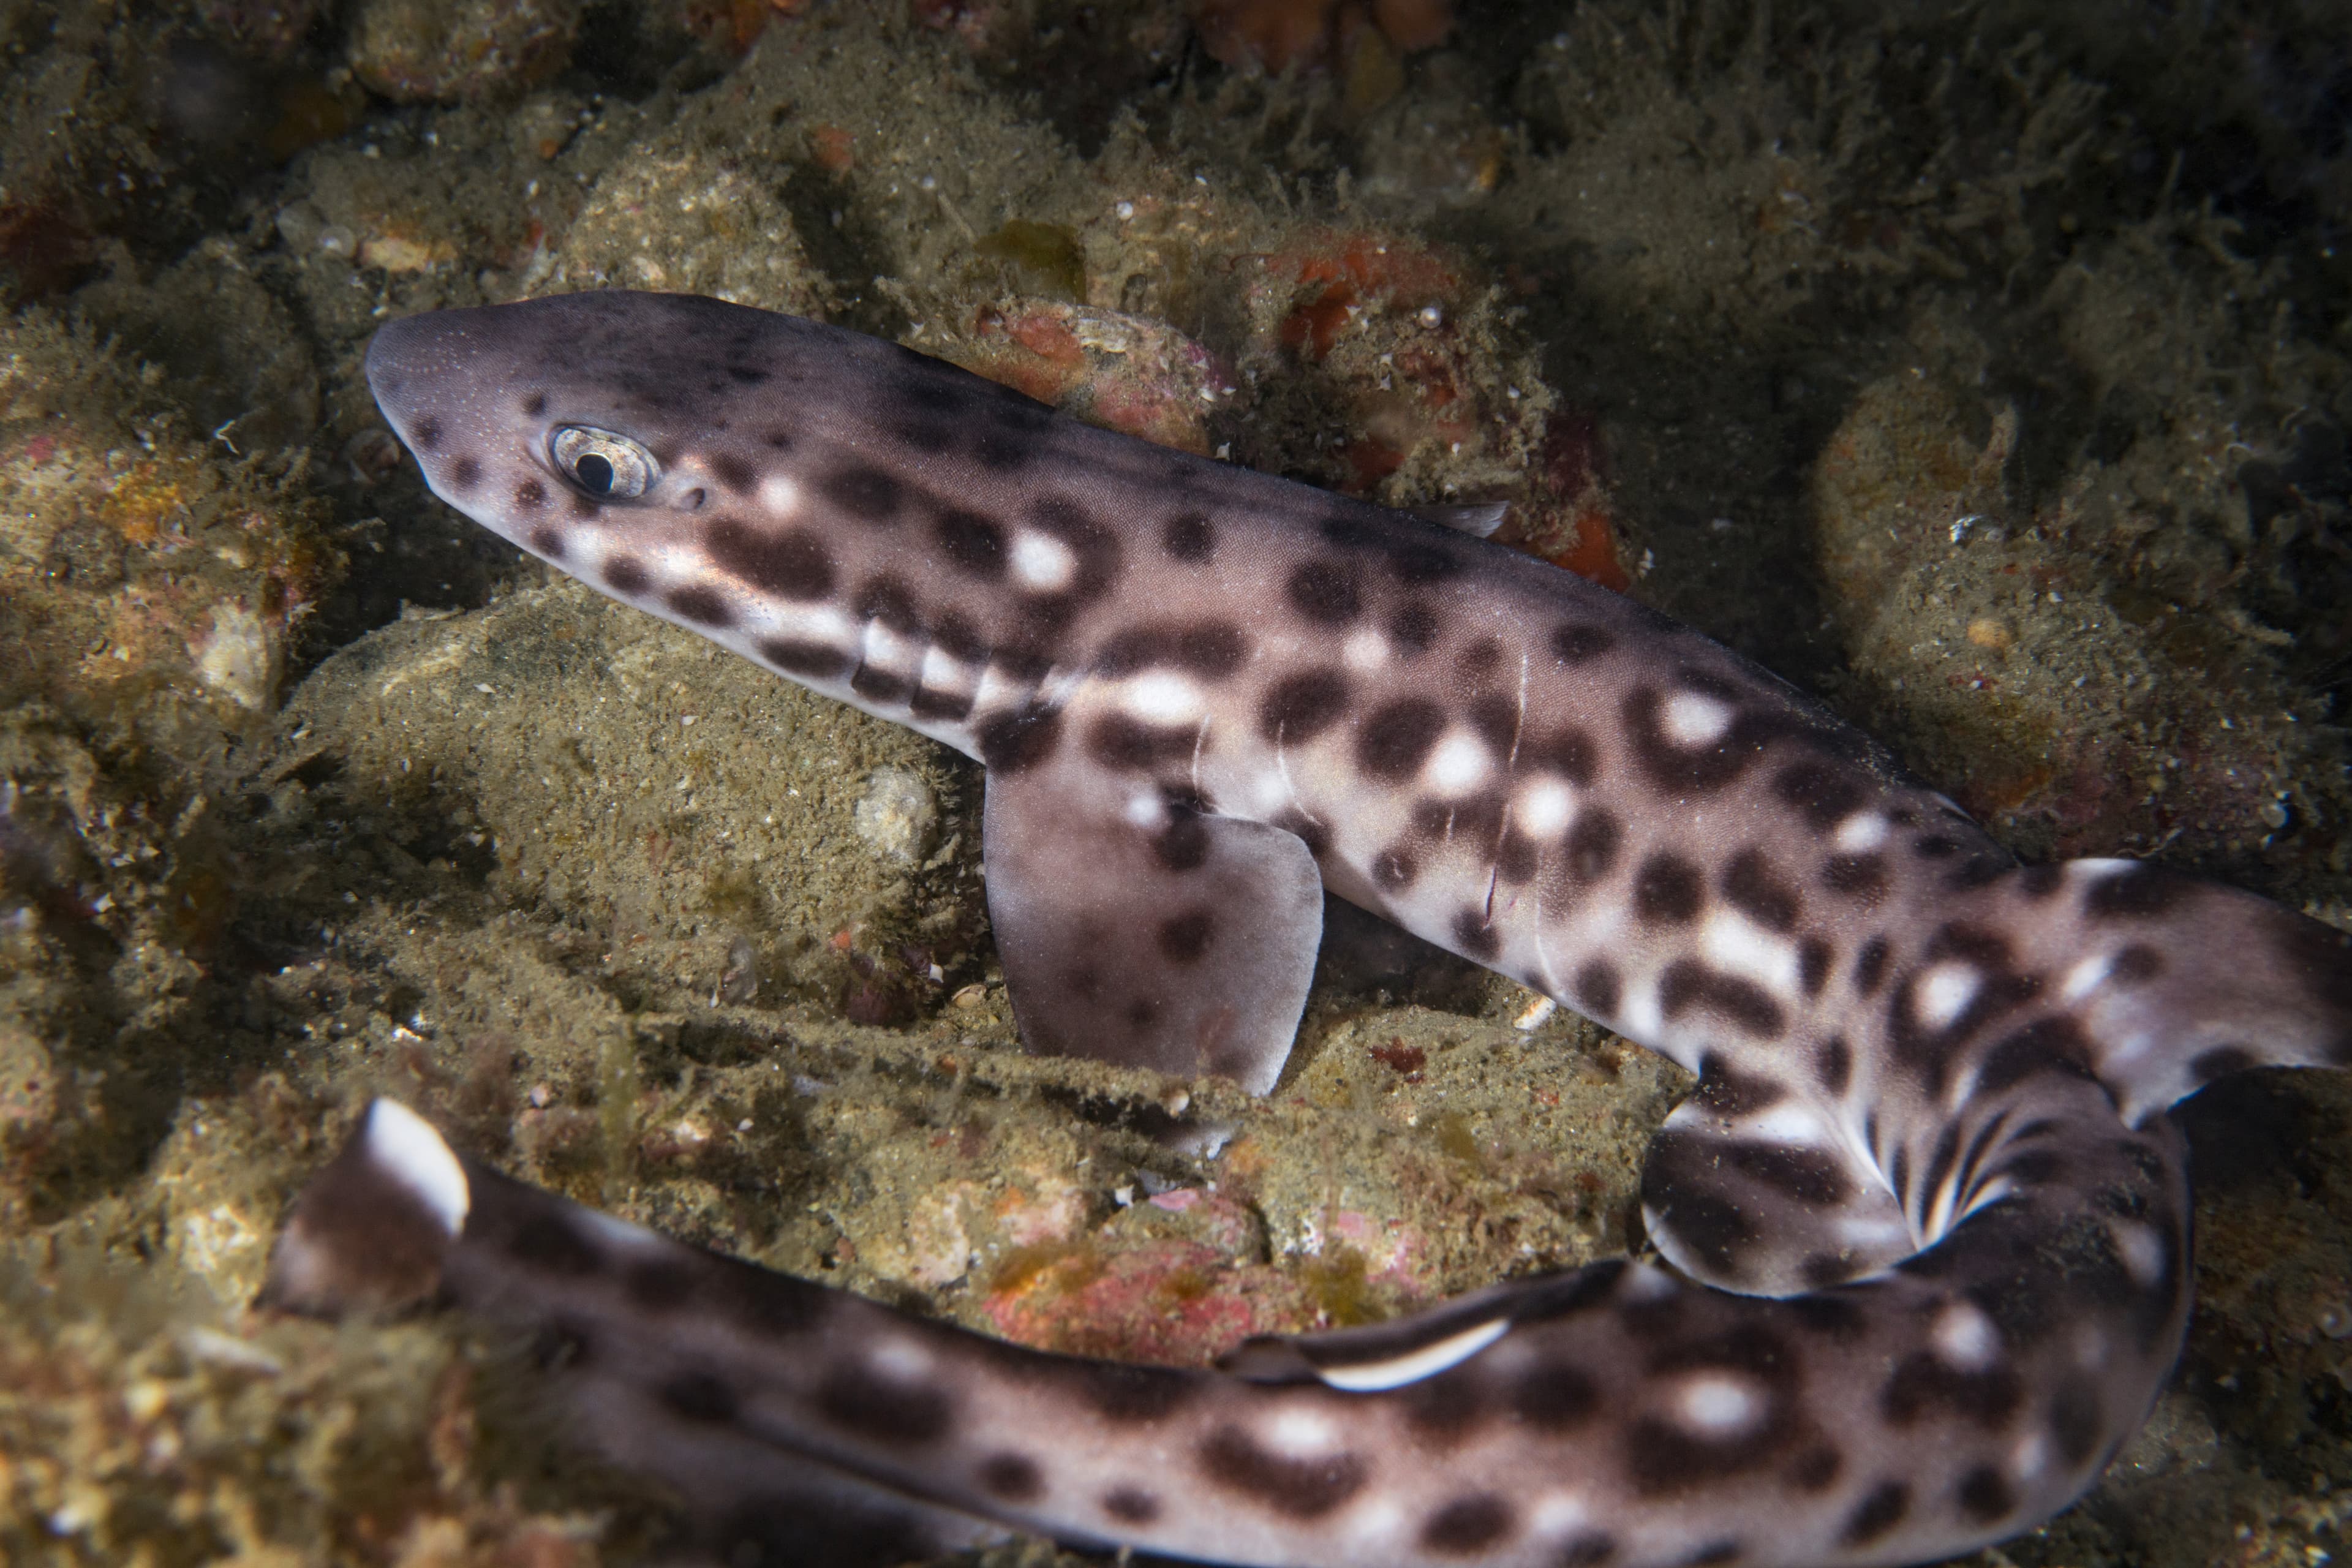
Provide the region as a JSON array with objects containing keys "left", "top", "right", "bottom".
[{"left": 267, "top": 291, "right": 2352, "bottom": 1568}]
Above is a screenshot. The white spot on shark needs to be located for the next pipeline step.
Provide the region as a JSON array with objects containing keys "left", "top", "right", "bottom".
[
  {"left": 1662, "top": 690, "right": 1733, "bottom": 747},
  {"left": 1123, "top": 791, "right": 1167, "bottom": 831},
  {"left": 2061, "top": 953, "right": 2114, "bottom": 1003},
  {"left": 1915, "top": 962, "right": 1981, "bottom": 1030},
  {"left": 1673, "top": 1374, "right": 1762, "bottom": 1433},
  {"left": 1745, "top": 1101, "right": 1828, "bottom": 1147},
  {"left": 1424, "top": 731, "right": 1490, "bottom": 793},
  {"left": 918, "top": 646, "right": 974, "bottom": 699},
  {"left": 1265, "top": 1406, "right": 1340, "bottom": 1455},
  {"left": 1341, "top": 628, "right": 1387, "bottom": 671},
  {"left": 1833, "top": 812, "right": 1889, "bottom": 853},
  {"left": 1701, "top": 911, "right": 1799, "bottom": 995},
  {"left": 1125, "top": 671, "right": 1205, "bottom": 725},
  {"left": 2110, "top": 1221, "right": 2166, "bottom": 1287},
  {"left": 1932, "top": 1302, "right": 2001, "bottom": 1370},
  {"left": 1517, "top": 779, "right": 1575, "bottom": 837},
  {"left": 870, "top": 1338, "right": 933, "bottom": 1379},
  {"left": 760, "top": 473, "right": 801, "bottom": 515},
  {"left": 1011, "top": 532, "right": 1076, "bottom": 590}
]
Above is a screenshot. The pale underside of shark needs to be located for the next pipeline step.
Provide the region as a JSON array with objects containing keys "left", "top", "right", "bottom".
[{"left": 266, "top": 291, "right": 2352, "bottom": 1568}]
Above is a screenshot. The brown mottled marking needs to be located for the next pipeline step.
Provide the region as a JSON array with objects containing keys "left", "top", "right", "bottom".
[
  {"left": 1357, "top": 698, "right": 1448, "bottom": 780},
  {"left": 978, "top": 1452, "right": 1042, "bottom": 1502},
  {"left": 1634, "top": 854, "right": 1706, "bottom": 924},
  {"left": 665, "top": 585, "right": 733, "bottom": 627},
  {"left": 1157, "top": 908, "right": 1215, "bottom": 963},
  {"left": 526, "top": 524, "right": 566, "bottom": 559},
  {"left": 1161, "top": 511, "right": 1215, "bottom": 562},
  {"left": 1286, "top": 560, "right": 1362, "bottom": 626},
  {"left": 1574, "top": 959, "right": 1622, "bottom": 1015},
  {"left": 707, "top": 450, "right": 758, "bottom": 495},
  {"left": 1420, "top": 1494, "right": 1515, "bottom": 1555},
  {"left": 707, "top": 519, "right": 836, "bottom": 600},
  {"left": 1196, "top": 1423, "right": 1366, "bottom": 1518},
  {"left": 1564, "top": 809, "right": 1622, "bottom": 883},
  {"left": 1102, "top": 1486, "right": 1161, "bottom": 1523},
  {"left": 1258, "top": 668, "right": 1353, "bottom": 742}
]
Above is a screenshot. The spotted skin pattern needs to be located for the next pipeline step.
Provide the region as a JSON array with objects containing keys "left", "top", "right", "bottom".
[{"left": 282, "top": 292, "right": 2352, "bottom": 1568}]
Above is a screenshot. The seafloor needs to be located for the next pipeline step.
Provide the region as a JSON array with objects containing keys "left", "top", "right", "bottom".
[{"left": 1, "top": 1, "right": 2350, "bottom": 1564}]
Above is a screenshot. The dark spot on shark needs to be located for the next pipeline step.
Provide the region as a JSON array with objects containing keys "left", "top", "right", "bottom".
[
  {"left": 1660, "top": 962, "right": 1785, "bottom": 1036},
  {"left": 1564, "top": 807, "right": 1621, "bottom": 883},
  {"left": 1823, "top": 853, "right": 1888, "bottom": 902},
  {"left": 1509, "top": 1358, "right": 1600, "bottom": 1429},
  {"left": 603, "top": 555, "right": 650, "bottom": 595},
  {"left": 450, "top": 456, "right": 481, "bottom": 490},
  {"left": 526, "top": 525, "right": 565, "bottom": 559},
  {"left": 1198, "top": 1424, "right": 1366, "bottom": 1518},
  {"left": 1102, "top": 1487, "right": 1161, "bottom": 1523},
  {"left": 1635, "top": 853, "right": 1705, "bottom": 924},
  {"left": 1498, "top": 829, "right": 1539, "bottom": 883},
  {"left": 1158, "top": 909, "right": 1215, "bottom": 963},
  {"left": 818, "top": 466, "right": 905, "bottom": 523},
  {"left": 1771, "top": 761, "right": 1869, "bottom": 830},
  {"left": 410, "top": 417, "right": 442, "bottom": 453},
  {"left": 1096, "top": 620, "right": 1248, "bottom": 677},
  {"left": 1722, "top": 850, "right": 1802, "bottom": 931},
  {"left": 855, "top": 576, "right": 924, "bottom": 632},
  {"left": 1287, "top": 560, "right": 1362, "bottom": 626},
  {"left": 851, "top": 665, "right": 911, "bottom": 704},
  {"left": 506, "top": 1212, "right": 600, "bottom": 1275},
  {"left": 760, "top": 638, "right": 848, "bottom": 680},
  {"left": 1421, "top": 1494, "right": 1515, "bottom": 1555},
  {"left": 1575, "top": 959, "right": 1621, "bottom": 1014},
  {"left": 979, "top": 1452, "right": 1042, "bottom": 1502},
  {"left": 1357, "top": 698, "right": 1447, "bottom": 780},
  {"left": 910, "top": 687, "right": 974, "bottom": 722},
  {"left": 1814, "top": 1035, "right": 1852, "bottom": 1093},
  {"left": 978, "top": 710, "right": 1062, "bottom": 775},
  {"left": 2083, "top": 865, "right": 2193, "bottom": 919},
  {"left": 1390, "top": 600, "right": 1440, "bottom": 652},
  {"left": 666, "top": 585, "right": 733, "bottom": 627},
  {"left": 1798, "top": 938, "right": 1832, "bottom": 996},
  {"left": 1258, "top": 668, "right": 1352, "bottom": 742},
  {"left": 1373, "top": 846, "right": 1417, "bottom": 889},
  {"left": 658, "top": 1368, "right": 739, "bottom": 1423},
  {"left": 707, "top": 520, "right": 835, "bottom": 600},
  {"left": 1956, "top": 1465, "right": 2016, "bottom": 1522},
  {"left": 707, "top": 451, "right": 758, "bottom": 494},
  {"left": 1550, "top": 622, "right": 1615, "bottom": 663},
  {"left": 1453, "top": 907, "right": 1501, "bottom": 960},
  {"left": 514, "top": 477, "right": 546, "bottom": 509},
  {"left": 816, "top": 1362, "right": 952, "bottom": 1444},
  {"left": 1154, "top": 812, "right": 1210, "bottom": 872},
  {"left": 522, "top": 392, "right": 546, "bottom": 417},
  {"left": 1163, "top": 511, "right": 1215, "bottom": 562},
  {"left": 1842, "top": 1482, "right": 1909, "bottom": 1546},
  {"left": 1087, "top": 713, "right": 1192, "bottom": 769},
  {"left": 725, "top": 364, "right": 769, "bottom": 386},
  {"left": 936, "top": 508, "right": 1008, "bottom": 577}
]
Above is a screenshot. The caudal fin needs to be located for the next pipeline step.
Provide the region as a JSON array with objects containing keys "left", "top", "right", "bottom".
[{"left": 1981, "top": 858, "right": 2352, "bottom": 1123}]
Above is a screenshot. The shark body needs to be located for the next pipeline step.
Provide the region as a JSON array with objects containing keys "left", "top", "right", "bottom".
[{"left": 268, "top": 291, "right": 2352, "bottom": 1568}]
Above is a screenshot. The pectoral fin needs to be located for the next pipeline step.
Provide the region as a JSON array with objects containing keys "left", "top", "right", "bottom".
[{"left": 981, "top": 764, "right": 1322, "bottom": 1094}]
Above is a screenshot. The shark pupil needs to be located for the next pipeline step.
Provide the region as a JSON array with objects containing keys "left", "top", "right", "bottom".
[{"left": 576, "top": 453, "right": 614, "bottom": 493}]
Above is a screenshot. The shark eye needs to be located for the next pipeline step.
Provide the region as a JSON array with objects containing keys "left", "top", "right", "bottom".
[{"left": 550, "top": 426, "right": 656, "bottom": 499}]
